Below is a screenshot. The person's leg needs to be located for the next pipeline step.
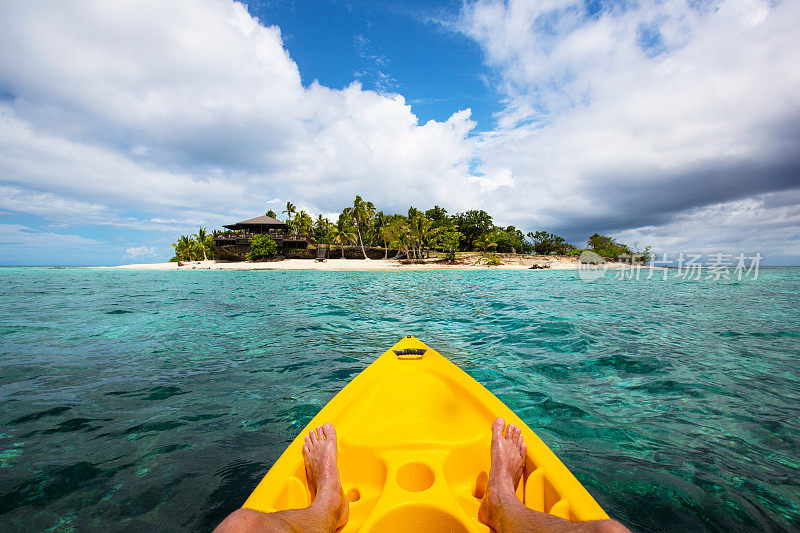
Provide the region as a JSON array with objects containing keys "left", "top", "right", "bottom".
[
  {"left": 214, "top": 423, "right": 348, "bottom": 533},
  {"left": 479, "top": 418, "right": 630, "bottom": 533}
]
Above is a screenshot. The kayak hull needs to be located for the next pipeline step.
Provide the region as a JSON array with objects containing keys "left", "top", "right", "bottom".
[{"left": 243, "top": 336, "right": 609, "bottom": 531}]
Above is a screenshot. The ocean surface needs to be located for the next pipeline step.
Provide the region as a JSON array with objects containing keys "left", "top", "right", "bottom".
[{"left": 0, "top": 267, "right": 798, "bottom": 532}]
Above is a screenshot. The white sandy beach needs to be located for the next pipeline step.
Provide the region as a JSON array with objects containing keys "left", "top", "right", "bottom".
[{"left": 106, "top": 254, "right": 626, "bottom": 271}]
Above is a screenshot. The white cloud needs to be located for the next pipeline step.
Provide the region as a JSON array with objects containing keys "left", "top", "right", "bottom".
[
  {"left": 0, "top": 107, "right": 252, "bottom": 220},
  {"left": 468, "top": 168, "right": 514, "bottom": 193},
  {"left": 0, "top": 185, "right": 115, "bottom": 225},
  {"left": 0, "top": 224, "right": 99, "bottom": 247},
  {"left": 125, "top": 246, "right": 158, "bottom": 258},
  {"left": 458, "top": 0, "right": 800, "bottom": 255},
  {"left": 0, "top": 0, "right": 479, "bottom": 233}
]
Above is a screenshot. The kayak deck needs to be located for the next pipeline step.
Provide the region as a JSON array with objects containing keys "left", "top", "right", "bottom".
[{"left": 243, "top": 336, "right": 609, "bottom": 531}]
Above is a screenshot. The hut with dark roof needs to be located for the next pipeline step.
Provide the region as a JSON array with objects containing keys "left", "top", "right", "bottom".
[
  {"left": 213, "top": 213, "right": 309, "bottom": 259},
  {"left": 222, "top": 214, "right": 288, "bottom": 234}
]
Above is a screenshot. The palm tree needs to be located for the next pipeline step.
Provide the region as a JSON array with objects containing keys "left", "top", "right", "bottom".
[
  {"left": 193, "top": 227, "right": 209, "bottom": 261},
  {"left": 385, "top": 216, "right": 408, "bottom": 259},
  {"left": 394, "top": 222, "right": 413, "bottom": 260},
  {"left": 171, "top": 237, "right": 181, "bottom": 261},
  {"left": 409, "top": 216, "right": 440, "bottom": 260},
  {"left": 477, "top": 233, "right": 497, "bottom": 254},
  {"left": 334, "top": 229, "right": 353, "bottom": 258},
  {"left": 294, "top": 211, "right": 313, "bottom": 238},
  {"left": 372, "top": 211, "right": 391, "bottom": 259},
  {"left": 282, "top": 202, "right": 296, "bottom": 225},
  {"left": 328, "top": 227, "right": 341, "bottom": 257},
  {"left": 331, "top": 214, "right": 356, "bottom": 259},
  {"left": 206, "top": 232, "right": 216, "bottom": 259},
  {"left": 315, "top": 215, "right": 331, "bottom": 243},
  {"left": 348, "top": 195, "right": 375, "bottom": 259},
  {"left": 172, "top": 235, "right": 195, "bottom": 261}
]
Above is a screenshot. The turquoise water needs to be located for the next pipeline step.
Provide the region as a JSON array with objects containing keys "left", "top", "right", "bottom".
[{"left": 1, "top": 267, "right": 799, "bottom": 532}]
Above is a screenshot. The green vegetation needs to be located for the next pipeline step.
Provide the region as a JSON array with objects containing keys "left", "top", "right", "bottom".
[
  {"left": 476, "top": 232, "right": 496, "bottom": 253},
  {"left": 555, "top": 233, "right": 649, "bottom": 261},
  {"left": 246, "top": 234, "right": 277, "bottom": 261},
  {"left": 170, "top": 227, "right": 215, "bottom": 261},
  {"left": 331, "top": 212, "right": 356, "bottom": 258},
  {"left": 345, "top": 195, "right": 375, "bottom": 259},
  {"left": 585, "top": 233, "right": 632, "bottom": 260},
  {"left": 481, "top": 252, "right": 502, "bottom": 266},
  {"left": 171, "top": 197, "right": 648, "bottom": 262},
  {"left": 292, "top": 210, "right": 313, "bottom": 237},
  {"left": 493, "top": 226, "right": 533, "bottom": 254},
  {"left": 438, "top": 228, "right": 462, "bottom": 262},
  {"left": 452, "top": 210, "right": 493, "bottom": 251},
  {"left": 282, "top": 202, "right": 296, "bottom": 225},
  {"left": 527, "top": 231, "right": 575, "bottom": 255}
]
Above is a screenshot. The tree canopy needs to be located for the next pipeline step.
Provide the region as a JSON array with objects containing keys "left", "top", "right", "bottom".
[
  {"left": 586, "top": 233, "right": 632, "bottom": 259},
  {"left": 170, "top": 227, "right": 215, "bottom": 262},
  {"left": 247, "top": 234, "right": 277, "bottom": 261},
  {"left": 528, "top": 231, "right": 574, "bottom": 255},
  {"left": 452, "top": 210, "right": 493, "bottom": 251}
]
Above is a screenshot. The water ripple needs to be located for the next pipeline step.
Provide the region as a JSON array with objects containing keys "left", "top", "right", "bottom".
[{"left": 0, "top": 267, "right": 799, "bottom": 532}]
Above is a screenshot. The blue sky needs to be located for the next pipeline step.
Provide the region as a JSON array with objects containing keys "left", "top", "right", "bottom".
[
  {"left": 240, "top": 0, "right": 501, "bottom": 128},
  {"left": 0, "top": 0, "right": 799, "bottom": 265}
]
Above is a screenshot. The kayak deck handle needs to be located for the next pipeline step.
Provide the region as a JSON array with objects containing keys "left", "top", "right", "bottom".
[{"left": 393, "top": 348, "right": 426, "bottom": 360}]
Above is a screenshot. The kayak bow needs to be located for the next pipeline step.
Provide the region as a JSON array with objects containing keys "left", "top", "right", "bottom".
[{"left": 243, "top": 336, "right": 609, "bottom": 531}]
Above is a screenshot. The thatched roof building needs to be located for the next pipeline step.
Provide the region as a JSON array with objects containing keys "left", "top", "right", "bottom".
[
  {"left": 223, "top": 215, "right": 287, "bottom": 234},
  {"left": 214, "top": 213, "right": 308, "bottom": 259}
]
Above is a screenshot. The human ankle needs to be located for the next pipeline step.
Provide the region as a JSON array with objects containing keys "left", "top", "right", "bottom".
[
  {"left": 488, "top": 475, "right": 517, "bottom": 497},
  {"left": 313, "top": 484, "right": 340, "bottom": 505},
  {"left": 481, "top": 485, "right": 516, "bottom": 530}
]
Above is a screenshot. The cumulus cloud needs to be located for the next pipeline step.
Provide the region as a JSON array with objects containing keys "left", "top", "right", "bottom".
[
  {"left": 0, "top": 0, "right": 479, "bottom": 235},
  {"left": 458, "top": 0, "right": 800, "bottom": 255},
  {"left": 468, "top": 168, "right": 515, "bottom": 193},
  {"left": 125, "top": 246, "right": 158, "bottom": 258}
]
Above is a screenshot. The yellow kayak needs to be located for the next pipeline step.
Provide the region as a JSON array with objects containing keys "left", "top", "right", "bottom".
[{"left": 243, "top": 336, "right": 609, "bottom": 531}]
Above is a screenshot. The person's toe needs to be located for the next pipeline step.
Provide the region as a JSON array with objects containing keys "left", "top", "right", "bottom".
[
  {"left": 302, "top": 443, "right": 310, "bottom": 456},
  {"left": 492, "top": 418, "right": 505, "bottom": 440},
  {"left": 513, "top": 425, "right": 521, "bottom": 444},
  {"left": 315, "top": 426, "right": 324, "bottom": 440},
  {"left": 309, "top": 430, "right": 318, "bottom": 444},
  {"left": 322, "top": 423, "right": 336, "bottom": 442},
  {"left": 506, "top": 423, "right": 515, "bottom": 440},
  {"left": 520, "top": 442, "right": 527, "bottom": 459}
]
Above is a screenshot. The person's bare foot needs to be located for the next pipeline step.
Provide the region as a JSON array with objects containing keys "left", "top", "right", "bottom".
[
  {"left": 303, "top": 423, "right": 348, "bottom": 530},
  {"left": 479, "top": 417, "right": 527, "bottom": 528},
  {"left": 477, "top": 418, "right": 631, "bottom": 533}
]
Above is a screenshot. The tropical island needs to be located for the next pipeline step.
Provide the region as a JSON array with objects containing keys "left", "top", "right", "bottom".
[{"left": 120, "top": 195, "right": 647, "bottom": 271}]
